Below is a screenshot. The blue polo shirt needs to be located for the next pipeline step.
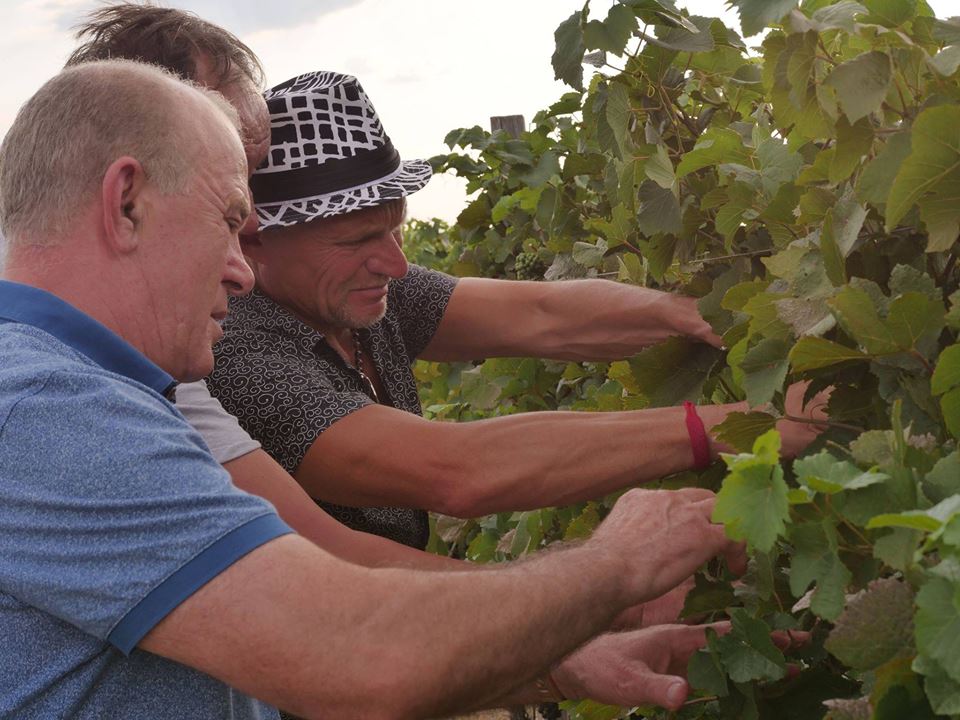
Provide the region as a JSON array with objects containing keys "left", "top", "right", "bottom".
[{"left": 0, "top": 280, "right": 291, "bottom": 719}]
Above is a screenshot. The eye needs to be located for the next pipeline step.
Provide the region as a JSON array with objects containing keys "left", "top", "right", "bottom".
[{"left": 226, "top": 217, "right": 242, "bottom": 233}]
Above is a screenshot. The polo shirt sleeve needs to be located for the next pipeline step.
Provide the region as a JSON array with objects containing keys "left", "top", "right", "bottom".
[
  {"left": 390, "top": 264, "right": 458, "bottom": 359},
  {"left": 0, "top": 369, "right": 293, "bottom": 655},
  {"left": 175, "top": 379, "right": 261, "bottom": 465},
  {"left": 210, "top": 349, "right": 373, "bottom": 474}
]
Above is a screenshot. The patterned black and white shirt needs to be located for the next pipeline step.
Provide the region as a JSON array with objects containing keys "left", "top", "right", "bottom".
[{"left": 208, "top": 265, "right": 458, "bottom": 549}]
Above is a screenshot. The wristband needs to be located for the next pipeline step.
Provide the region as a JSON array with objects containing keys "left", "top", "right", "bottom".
[{"left": 683, "top": 401, "right": 712, "bottom": 470}]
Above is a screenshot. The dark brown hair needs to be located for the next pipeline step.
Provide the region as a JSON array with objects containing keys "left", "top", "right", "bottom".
[{"left": 66, "top": 3, "right": 264, "bottom": 88}]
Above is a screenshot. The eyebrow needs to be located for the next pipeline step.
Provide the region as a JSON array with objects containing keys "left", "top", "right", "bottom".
[{"left": 228, "top": 195, "right": 251, "bottom": 222}]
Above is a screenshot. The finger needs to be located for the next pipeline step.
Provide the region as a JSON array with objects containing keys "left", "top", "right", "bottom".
[
  {"left": 637, "top": 673, "right": 690, "bottom": 711},
  {"left": 771, "top": 629, "right": 812, "bottom": 651},
  {"left": 677, "top": 487, "right": 716, "bottom": 503},
  {"left": 723, "top": 541, "right": 748, "bottom": 576}
]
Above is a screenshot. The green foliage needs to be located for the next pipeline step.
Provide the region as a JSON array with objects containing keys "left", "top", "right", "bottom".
[{"left": 412, "top": 0, "right": 960, "bottom": 716}]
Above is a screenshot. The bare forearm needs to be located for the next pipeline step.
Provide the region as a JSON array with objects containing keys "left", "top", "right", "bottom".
[
  {"left": 424, "top": 278, "right": 717, "bottom": 362},
  {"left": 146, "top": 535, "right": 629, "bottom": 719},
  {"left": 306, "top": 402, "right": 745, "bottom": 517},
  {"left": 442, "top": 403, "right": 745, "bottom": 515},
  {"left": 227, "top": 449, "right": 460, "bottom": 570}
]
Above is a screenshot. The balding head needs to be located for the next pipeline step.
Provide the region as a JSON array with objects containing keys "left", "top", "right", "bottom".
[{"left": 0, "top": 59, "right": 240, "bottom": 246}]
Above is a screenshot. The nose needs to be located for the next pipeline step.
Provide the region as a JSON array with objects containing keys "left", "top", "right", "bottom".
[
  {"left": 224, "top": 234, "right": 256, "bottom": 296},
  {"left": 366, "top": 229, "right": 408, "bottom": 280}
]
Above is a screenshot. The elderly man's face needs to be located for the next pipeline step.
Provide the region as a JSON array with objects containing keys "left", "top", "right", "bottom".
[
  {"left": 139, "top": 91, "right": 255, "bottom": 380},
  {"left": 249, "top": 201, "right": 410, "bottom": 333}
]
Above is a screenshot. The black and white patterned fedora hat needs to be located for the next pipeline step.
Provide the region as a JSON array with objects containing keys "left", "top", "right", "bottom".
[{"left": 251, "top": 71, "right": 432, "bottom": 229}]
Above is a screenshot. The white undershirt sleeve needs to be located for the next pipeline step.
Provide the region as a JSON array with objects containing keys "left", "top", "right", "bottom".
[{"left": 174, "top": 379, "right": 261, "bottom": 465}]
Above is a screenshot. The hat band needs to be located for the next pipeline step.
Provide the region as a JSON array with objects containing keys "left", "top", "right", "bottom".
[{"left": 251, "top": 142, "right": 401, "bottom": 204}]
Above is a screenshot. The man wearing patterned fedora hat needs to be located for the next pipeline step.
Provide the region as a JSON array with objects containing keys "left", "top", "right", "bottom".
[{"left": 208, "top": 70, "right": 828, "bottom": 551}]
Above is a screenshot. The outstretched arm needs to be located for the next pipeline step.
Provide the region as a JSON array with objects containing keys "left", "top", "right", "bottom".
[
  {"left": 421, "top": 277, "right": 721, "bottom": 363},
  {"left": 140, "top": 488, "right": 742, "bottom": 719},
  {"left": 295, "top": 385, "right": 825, "bottom": 517}
]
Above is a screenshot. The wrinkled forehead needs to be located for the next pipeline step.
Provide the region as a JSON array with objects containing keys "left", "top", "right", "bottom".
[{"left": 265, "top": 198, "right": 407, "bottom": 242}]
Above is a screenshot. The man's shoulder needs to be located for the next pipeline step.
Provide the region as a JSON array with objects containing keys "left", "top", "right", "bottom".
[
  {"left": 0, "top": 323, "right": 176, "bottom": 435},
  {"left": 0, "top": 323, "right": 95, "bottom": 396}
]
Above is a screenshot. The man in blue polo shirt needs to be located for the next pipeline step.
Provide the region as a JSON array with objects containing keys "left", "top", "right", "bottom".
[
  {"left": 0, "top": 59, "right": 746, "bottom": 719},
  {"left": 0, "top": 60, "right": 292, "bottom": 718}
]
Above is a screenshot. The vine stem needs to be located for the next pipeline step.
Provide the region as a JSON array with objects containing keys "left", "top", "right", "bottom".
[
  {"left": 682, "top": 695, "right": 719, "bottom": 707},
  {"left": 782, "top": 414, "right": 863, "bottom": 433},
  {"left": 688, "top": 248, "right": 774, "bottom": 264}
]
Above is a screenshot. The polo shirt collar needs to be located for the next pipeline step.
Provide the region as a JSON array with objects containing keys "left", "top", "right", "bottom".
[{"left": 0, "top": 280, "right": 176, "bottom": 398}]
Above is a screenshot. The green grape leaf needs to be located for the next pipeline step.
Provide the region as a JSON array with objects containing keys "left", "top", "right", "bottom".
[
  {"left": 867, "top": 495, "right": 960, "bottom": 531},
  {"left": 831, "top": 118, "right": 875, "bottom": 184},
  {"left": 650, "top": 15, "right": 716, "bottom": 53},
  {"left": 913, "top": 655, "right": 960, "bottom": 716},
  {"left": 942, "top": 387, "right": 960, "bottom": 439},
  {"left": 776, "top": 297, "right": 834, "bottom": 337},
  {"left": 739, "top": 338, "right": 790, "bottom": 407},
  {"left": 827, "top": 286, "right": 900, "bottom": 355},
  {"left": 563, "top": 501, "right": 601, "bottom": 541},
  {"left": 676, "top": 127, "right": 751, "bottom": 177},
  {"left": 571, "top": 240, "right": 607, "bottom": 268},
  {"left": 858, "top": 130, "right": 912, "bottom": 208},
  {"left": 885, "top": 292, "right": 945, "bottom": 355},
  {"left": 636, "top": 181, "right": 682, "bottom": 236},
  {"left": 794, "top": 451, "right": 889, "bottom": 495},
  {"left": 850, "top": 430, "right": 897, "bottom": 467},
  {"left": 932, "top": 344, "right": 960, "bottom": 396},
  {"left": 929, "top": 45, "right": 960, "bottom": 77},
  {"left": 890, "top": 265, "right": 939, "bottom": 301},
  {"left": 712, "top": 412, "right": 778, "bottom": 452},
  {"left": 886, "top": 106, "right": 960, "bottom": 247},
  {"left": 628, "top": 337, "right": 720, "bottom": 406},
  {"left": 808, "top": 1, "right": 868, "bottom": 32},
  {"left": 605, "top": 82, "right": 632, "bottom": 157},
  {"left": 874, "top": 528, "right": 921, "bottom": 571},
  {"left": 583, "top": 3, "right": 637, "bottom": 55},
  {"left": 825, "top": 577, "right": 915, "bottom": 670},
  {"left": 915, "top": 576, "right": 960, "bottom": 684},
  {"left": 789, "top": 519, "right": 852, "bottom": 621},
  {"left": 688, "top": 643, "right": 729, "bottom": 697},
  {"left": 644, "top": 143, "right": 675, "bottom": 189},
  {"left": 924, "top": 452, "right": 960, "bottom": 504},
  {"left": 713, "top": 608, "right": 787, "bottom": 683},
  {"left": 861, "top": 0, "right": 917, "bottom": 27},
  {"left": 729, "top": 0, "right": 799, "bottom": 37},
  {"left": 517, "top": 151, "right": 561, "bottom": 188},
  {"left": 824, "top": 51, "right": 892, "bottom": 124},
  {"left": 713, "top": 430, "right": 789, "bottom": 552},
  {"left": 553, "top": 10, "right": 586, "bottom": 90},
  {"left": 789, "top": 337, "right": 869, "bottom": 371}
]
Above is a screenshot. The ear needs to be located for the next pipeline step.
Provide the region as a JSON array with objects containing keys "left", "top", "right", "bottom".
[{"left": 101, "top": 156, "right": 148, "bottom": 254}]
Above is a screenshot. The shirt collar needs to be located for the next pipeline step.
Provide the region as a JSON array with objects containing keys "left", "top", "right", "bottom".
[{"left": 0, "top": 280, "right": 177, "bottom": 399}]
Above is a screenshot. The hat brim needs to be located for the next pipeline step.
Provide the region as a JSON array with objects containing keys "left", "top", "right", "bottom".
[{"left": 255, "top": 159, "right": 432, "bottom": 230}]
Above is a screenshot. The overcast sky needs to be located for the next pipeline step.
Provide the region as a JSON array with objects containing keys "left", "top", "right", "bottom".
[{"left": 0, "top": 0, "right": 955, "bottom": 221}]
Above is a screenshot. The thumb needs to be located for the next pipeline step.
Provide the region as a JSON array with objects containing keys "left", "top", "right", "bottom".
[{"left": 632, "top": 670, "right": 690, "bottom": 710}]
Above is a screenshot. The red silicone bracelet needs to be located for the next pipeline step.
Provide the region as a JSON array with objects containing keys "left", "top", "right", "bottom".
[{"left": 683, "top": 401, "right": 712, "bottom": 470}]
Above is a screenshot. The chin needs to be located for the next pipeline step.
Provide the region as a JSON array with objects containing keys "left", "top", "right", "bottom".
[{"left": 177, "top": 353, "right": 215, "bottom": 383}]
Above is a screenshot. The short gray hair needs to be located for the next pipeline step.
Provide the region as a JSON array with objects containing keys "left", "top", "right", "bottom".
[{"left": 0, "top": 59, "right": 239, "bottom": 245}]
